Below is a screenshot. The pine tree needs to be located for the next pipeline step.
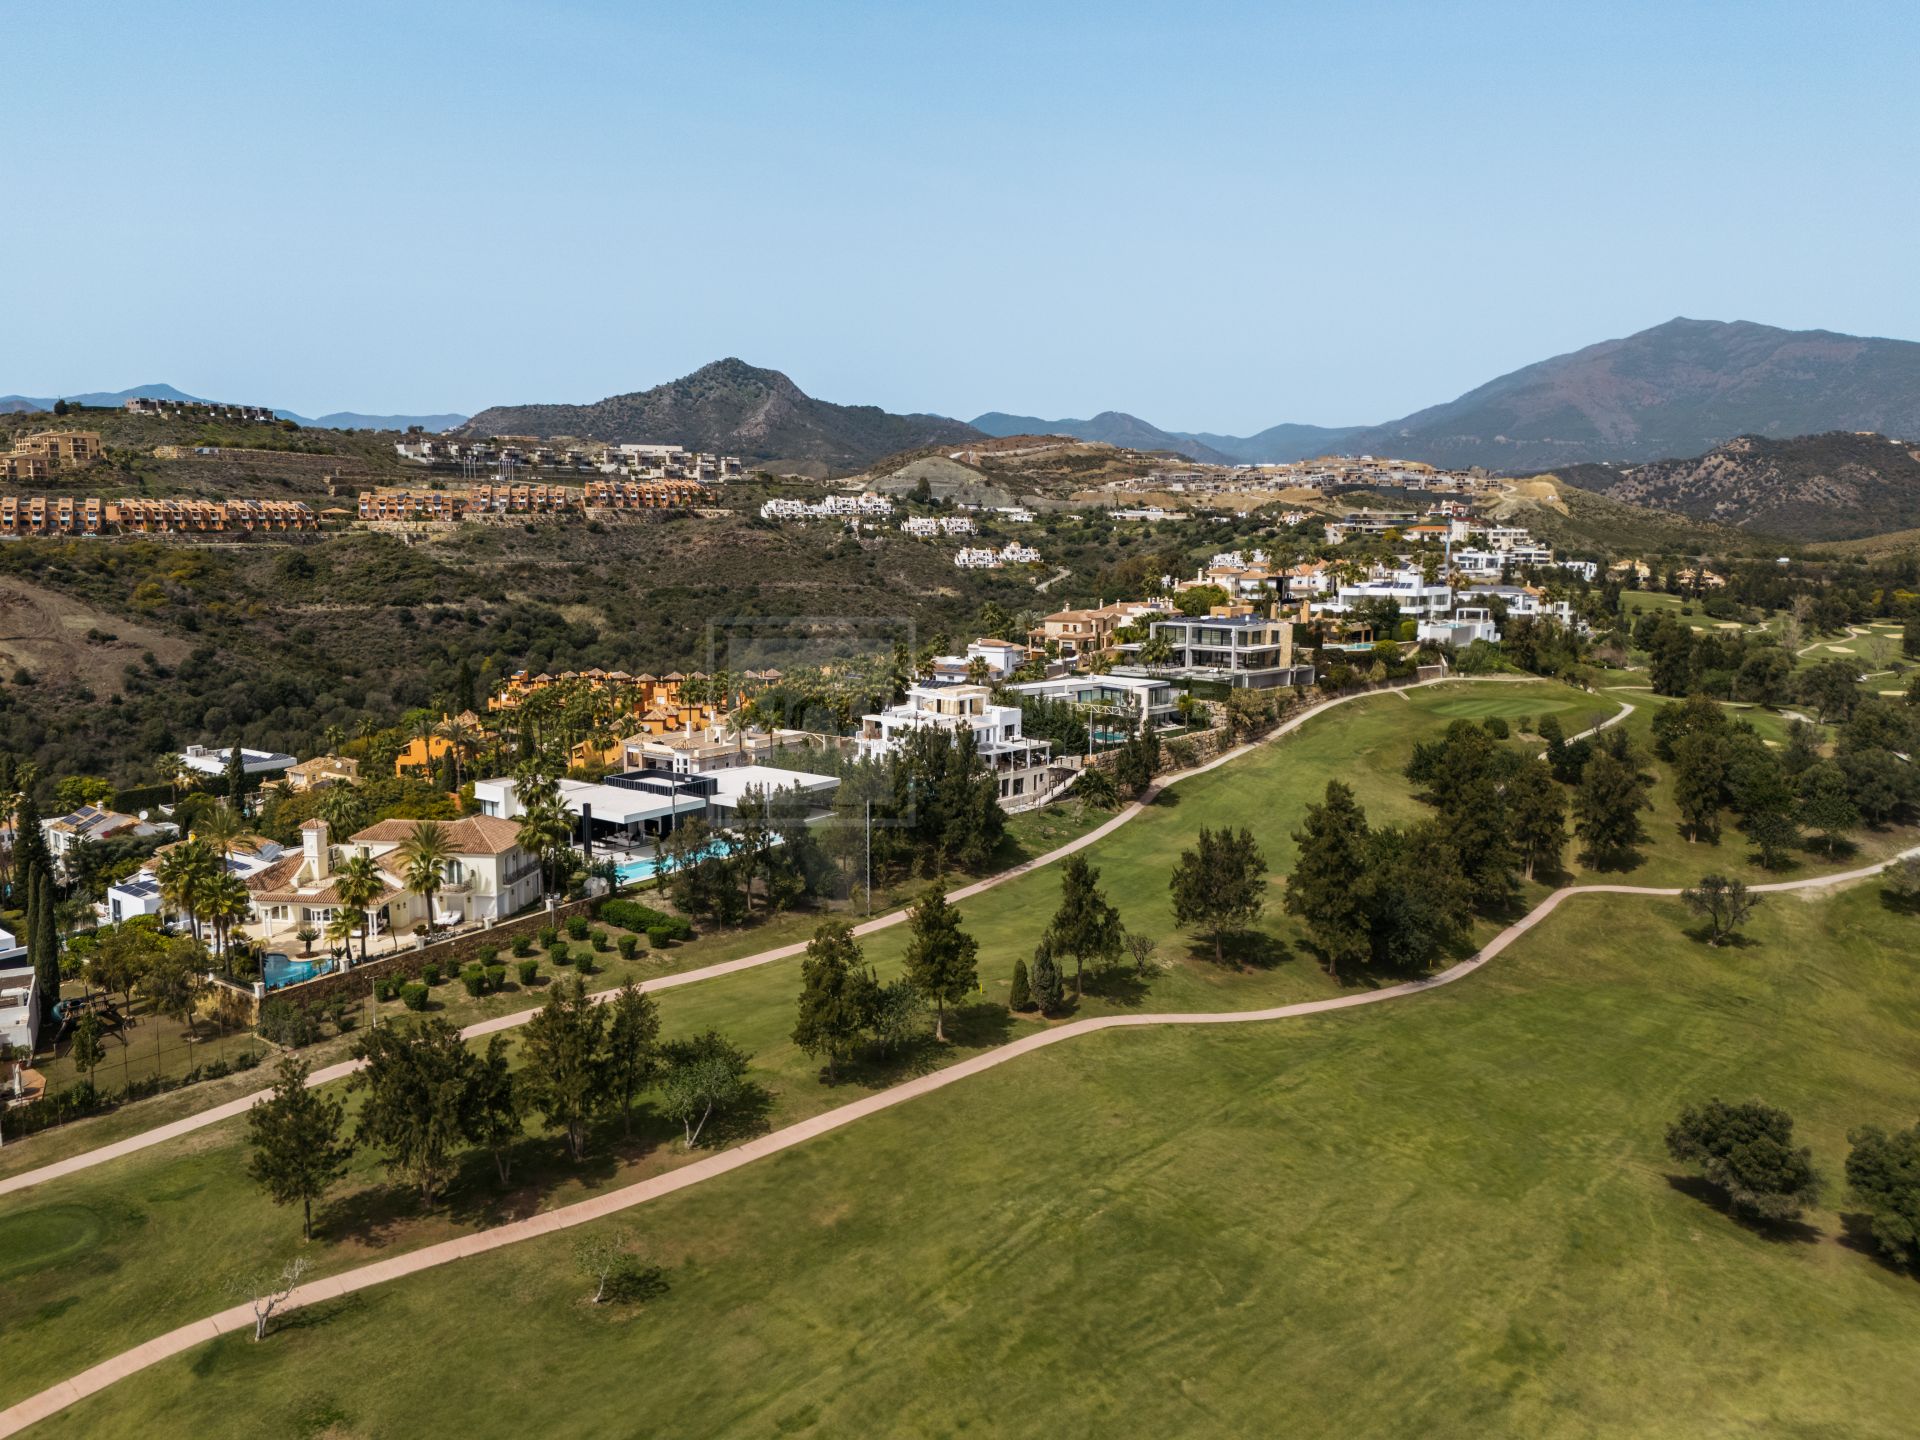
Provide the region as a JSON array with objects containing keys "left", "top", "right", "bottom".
[
  {"left": 1008, "top": 957, "right": 1033, "bottom": 1013},
  {"left": 902, "top": 888, "right": 978, "bottom": 1042},
  {"left": 226, "top": 743, "right": 248, "bottom": 809},
  {"left": 1284, "top": 780, "right": 1371, "bottom": 977},
  {"left": 1169, "top": 826, "right": 1269, "bottom": 964},
  {"left": 246, "top": 1056, "right": 353, "bottom": 1240},
  {"left": 792, "top": 919, "right": 877, "bottom": 1080},
  {"left": 1029, "top": 942, "right": 1065, "bottom": 1016},
  {"left": 1046, "top": 855, "right": 1123, "bottom": 999}
]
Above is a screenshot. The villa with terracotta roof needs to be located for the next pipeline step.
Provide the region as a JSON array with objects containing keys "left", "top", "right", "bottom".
[{"left": 246, "top": 815, "right": 543, "bottom": 948}]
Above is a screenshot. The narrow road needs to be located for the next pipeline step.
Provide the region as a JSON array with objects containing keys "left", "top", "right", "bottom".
[
  {"left": 3, "top": 830, "right": 1911, "bottom": 1439},
  {"left": 2, "top": 674, "right": 1541, "bottom": 1200}
]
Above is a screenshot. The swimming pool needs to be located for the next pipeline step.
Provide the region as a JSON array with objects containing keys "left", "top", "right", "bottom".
[
  {"left": 612, "top": 837, "right": 746, "bottom": 885},
  {"left": 262, "top": 953, "right": 334, "bottom": 990}
]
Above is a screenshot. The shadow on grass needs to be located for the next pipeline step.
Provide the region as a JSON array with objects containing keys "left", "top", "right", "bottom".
[
  {"left": 1681, "top": 925, "right": 1763, "bottom": 951},
  {"left": 1178, "top": 930, "right": 1293, "bottom": 974},
  {"left": 1836, "top": 1211, "right": 1919, "bottom": 1277},
  {"left": 1878, "top": 891, "right": 1920, "bottom": 917},
  {"left": 1662, "top": 1174, "right": 1822, "bottom": 1244}
]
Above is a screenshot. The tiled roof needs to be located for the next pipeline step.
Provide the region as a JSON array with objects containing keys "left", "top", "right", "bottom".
[{"left": 348, "top": 814, "right": 525, "bottom": 856}]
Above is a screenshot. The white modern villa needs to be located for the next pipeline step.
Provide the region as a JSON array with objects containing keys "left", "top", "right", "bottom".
[{"left": 858, "top": 683, "right": 1054, "bottom": 803}]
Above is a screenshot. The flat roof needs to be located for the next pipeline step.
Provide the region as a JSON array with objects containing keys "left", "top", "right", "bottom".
[{"left": 558, "top": 778, "right": 707, "bottom": 827}]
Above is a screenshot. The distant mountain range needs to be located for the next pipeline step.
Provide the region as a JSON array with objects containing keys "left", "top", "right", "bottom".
[
  {"left": 459, "top": 358, "right": 978, "bottom": 469},
  {"left": 0, "top": 382, "right": 466, "bottom": 432},
  {"left": 974, "top": 318, "right": 1920, "bottom": 470},
  {"left": 1551, "top": 431, "right": 1920, "bottom": 542}
]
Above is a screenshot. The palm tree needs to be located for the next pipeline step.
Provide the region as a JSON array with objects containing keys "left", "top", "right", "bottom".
[
  {"left": 332, "top": 852, "right": 385, "bottom": 962},
  {"left": 516, "top": 799, "right": 573, "bottom": 898},
  {"left": 325, "top": 907, "right": 363, "bottom": 962},
  {"left": 196, "top": 800, "right": 247, "bottom": 863},
  {"left": 434, "top": 715, "right": 482, "bottom": 788},
  {"left": 397, "top": 820, "right": 456, "bottom": 933},
  {"left": 200, "top": 871, "right": 253, "bottom": 975},
  {"left": 156, "top": 839, "right": 220, "bottom": 943},
  {"left": 156, "top": 752, "right": 189, "bottom": 802},
  {"left": 322, "top": 724, "right": 347, "bottom": 756}
]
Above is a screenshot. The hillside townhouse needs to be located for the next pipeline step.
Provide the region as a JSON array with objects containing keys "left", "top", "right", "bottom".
[
  {"left": 273, "top": 754, "right": 361, "bottom": 794},
  {"left": 926, "top": 637, "right": 1031, "bottom": 685},
  {"left": 1029, "top": 599, "right": 1168, "bottom": 665},
  {"left": 620, "top": 722, "right": 778, "bottom": 775},
  {"left": 900, "top": 515, "right": 976, "bottom": 537},
  {"left": 954, "top": 542, "right": 1041, "bottom": 568},
  {"left": 8, "top": 430, "right": 103, "bottom": 468},
  {"left": 858, "top": 683, "right": 1055, "bottom": 803}
]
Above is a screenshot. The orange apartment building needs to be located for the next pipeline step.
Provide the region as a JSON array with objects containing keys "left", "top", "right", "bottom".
[
  {"left": 359, "top": 479, "right": 706, "bottom": 522},
  {"left": 580, "top": 479, "right": 706, "bottom": 509},
  {"left": 0, "top": 496, "right": 317, "bottom": 536}
]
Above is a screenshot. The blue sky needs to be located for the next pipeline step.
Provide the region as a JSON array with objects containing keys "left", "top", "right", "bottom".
[{"left": 9, "top": 0, "right": 1918, "bottom": 430}]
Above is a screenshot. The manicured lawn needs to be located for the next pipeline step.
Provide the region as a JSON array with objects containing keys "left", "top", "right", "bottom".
[
  {"left": 7, "top": 677, "right": 1915, "bottom": 1429},
  {"left": 28, "top": 882, "right": 1920, "bottom": 1439},
  {"left": 0, "top": 680, "right": 1599, "bottom": 1402}
]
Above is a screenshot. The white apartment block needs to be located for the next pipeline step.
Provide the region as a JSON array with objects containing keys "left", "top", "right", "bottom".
[
  {"left": 857, "top": 683, "right": 1053, "bottom": 803},
  {"left": 954, "top": 541, "right": 1041, "bottom": 568}
]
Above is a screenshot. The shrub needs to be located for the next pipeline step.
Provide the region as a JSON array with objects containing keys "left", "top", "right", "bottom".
[
  {"left": 539, "top": 925, "right": 558, "bottom": 948},
  {"left": 484, "top": 964, "right": 507, "bottom": 993},
  {"left": 400, "top": 982, "right": 430, "bottom": 1012},
  {"left": 511, "top": 935, "right": 534, "bottom": 958},
  {"left": 599, "top": 899, "right": 693, "bottom": 940},
  {"left": 575, "top": 952, "right": 595, "bottom": 977},
  {"left": 516, "top": 958, "right": 540, "bottom": 986},
  {"left": 1482, "top": 716, "right": 1510, "bottom": 739},
  {"left": 590, "top": 928, "right": 610, "bottom": 952},
  {"left": 373, "top": 975, "right": 402, "bottom": 1002},
  {"left": 477, "top": 944, "right": 500, "bottom": 967},
  {"left": 323, "top": 993, "right": 353, "bottom": 1034},
  {"left": 617, "top": 934, "right": 639, "bottom": 960},
  {"left": 257, "top": 998, "right": 319, "bottom": 1048},
  {"left": 422, "top": 963, "right": 442, "bottom": 986},
  {"left": 1009, "top": 957, "right": 1033, "bottom": 1012},
  {"left": 550, "top": 941, "right": 572, "bottom": 966},
  {"left": 566, "top": 915, "right": 590, "bottom": 940},
  {"left": 461, "top": 966, "right": 487, "bottom": 997},
  {"left": 234, "top": 1050, "right": 260, "bottom": 1071},
  {"left": 646, "top": 925, "right": 672, "bottom": 950}
]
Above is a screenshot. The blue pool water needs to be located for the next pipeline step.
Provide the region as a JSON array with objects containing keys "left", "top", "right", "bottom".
[
  {"left": 613, "top": 838, "right": 742, "bottom": 885},
  {"left": 262, "top": 953, "right": 334, "bottom": 990}
]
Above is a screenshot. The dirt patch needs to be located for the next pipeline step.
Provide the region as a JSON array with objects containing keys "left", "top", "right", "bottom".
[{"left": 0, "top": 577, "right": 191, "bottom": 692}]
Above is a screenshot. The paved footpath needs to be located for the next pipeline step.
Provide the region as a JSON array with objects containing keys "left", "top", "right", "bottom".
[
  {"left": 11, "top": 684, "right": 1915, "bottom": 1437},
  {"left": 2, "top": 674, "right": 1545, "bottom": 1203},
  {"left": 4, "top": 832, "right": 1912, "bottom": 1437}
]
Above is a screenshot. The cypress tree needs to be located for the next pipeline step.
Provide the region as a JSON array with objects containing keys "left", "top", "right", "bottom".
[
  {"left": 226, "top": 744, "right": 248, "bottom": 808},
  {"left": 1008, "top": 958, "right": 1032, "bottom": 1013},
  {"left": 31, "top": 859, "right": 58, "bottom": 1024},
  {"left": 1029, "top": 943, "right": 1065, "bottom": 1016}
]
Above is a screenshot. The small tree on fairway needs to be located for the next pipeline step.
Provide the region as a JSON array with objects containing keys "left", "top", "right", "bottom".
[
  {"left": 350, "top": 1016, "right": 477, "bottom": 1206},
  {"left": 1285, "top": 780, "right": 1371, "bottom": 977},
  {"left": 575, "top": 1229, "right": 658, "bottom": 1305},
  {"left": 1008, "top": 957, "right": 1032, "bottom": 1012},
  {"left": 246, "top": 1057, "right": 353, "bottom": 1240},
  {"left": 1169, "top": 826, "right": 1268, "bottom": 965},
  {"left": 660, "top": 1030, "right": 751, "bottom": 1148},
  {"left": 1681, "top": 874, "right": 1761, "bottom": 946},
  {"left": 1504, "top": 761, "right": 1567, "bottom": 880},
  {"left": 1046, "top": 855, "right": 1123, "bottom": 999},
  {"left": 1665, "top": 1099, "right": 1823, "bottom": 1223},
  {"left": 519, "top": 975, "right": 609, "bottom": 1161},
  {"left": 793, "top": 919, "right": 877, "bottom": 1080},
  {"left": 470, "top": 1034, "right": 523, "bottom": 1185},
  {"left": 1573, "top": 737, "right": 1653, "bottom": 867},
  {"left": 1846, "top": 1122, "right": 1920, "bottom": 1270},
  {"left": 1882, "top": 855, "right": 1920, "bottom": 911},
  {"left": 1796, "top": 762, "right": 1859, "bottom": 856},
  {"left": 228, "top": 1257, "right": 311, "bottom": 1341},
  {"left": 902, "top": 888, "right": 978, "bottom": 1042},
  {"left": 1029, "top": 941, "right": 1066, "bottom": 1016},
  {"left": 1124, "top": 931, "right": 1158, "bottom": 974},
  {"left": 606, "top": 981, "right": 662, "bottom": 1136}
]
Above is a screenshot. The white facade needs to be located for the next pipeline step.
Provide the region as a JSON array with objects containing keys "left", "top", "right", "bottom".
[
  {"left": 1325, "top": 569, "right": 1453, "bottom": 619},
  {"left": 760, "top": 492, "right": 893, "bottom": 521},
  {"left": 1418, "top": 608, "right": 1502, "bottom": 648},
  {"left": 954, "top": 541, "right": 1041, "bottom": 568},
  {"left": 858, "top": 684, "right": 1053, "bottom": 803}
]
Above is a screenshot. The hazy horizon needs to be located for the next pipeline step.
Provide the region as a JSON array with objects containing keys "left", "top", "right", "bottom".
[{"left": 13, "top": 1, "right": 1920, "bottom": 431}]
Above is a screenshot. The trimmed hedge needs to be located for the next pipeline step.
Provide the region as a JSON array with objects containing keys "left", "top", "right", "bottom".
[
  {"left": 598, "top": 898, "right": 693, "bottom": 942},
  {"left": 400, "top": 982, "right": 429, "bottom": 1011},
  {"left": 516, "top": 958, "right": 540, "bottom": 986}
]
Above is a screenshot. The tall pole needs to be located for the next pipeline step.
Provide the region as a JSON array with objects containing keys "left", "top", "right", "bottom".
[{"left": 864, "top": 799, "right": 872, "bottom": 917}]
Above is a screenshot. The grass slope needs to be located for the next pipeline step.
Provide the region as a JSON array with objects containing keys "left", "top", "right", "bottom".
[{"left": 26, "top": 883, "right": 1920, "bottom": 1440}]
